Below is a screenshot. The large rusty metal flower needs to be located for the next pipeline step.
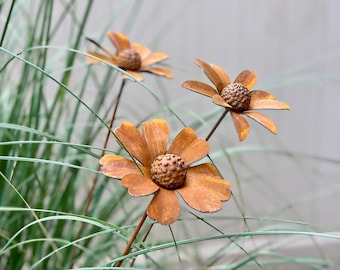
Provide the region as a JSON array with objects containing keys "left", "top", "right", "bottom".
[
  {"left": 86, "top": 32, "right": 173, "bottom": 81},
  {"left": 100, "top": 119, "right": 231, "bottom": 225},
  {"left": 182, "top": 59, "right": 290, "bottom": 141}
]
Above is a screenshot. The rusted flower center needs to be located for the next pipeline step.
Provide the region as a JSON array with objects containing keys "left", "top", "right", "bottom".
[
  {"left": 117, "top": 48, "right": 142, "bottom": 71},
  {"left": 221, "top": 83, "right": 251, "bottom": 113},
  {"left": 150, "top": 154, "right": 187, "bottom": 190}
]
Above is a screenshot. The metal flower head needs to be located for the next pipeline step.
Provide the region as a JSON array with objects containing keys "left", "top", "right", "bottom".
[
  {"left": 86, "top": 32, "right": 173, "bottom": 81},
  {"left": 100, "top": 119, "right": 231, "bottom": 225},
  {"left": 182, "top": 59, "right": 290, "bottom": 141}
]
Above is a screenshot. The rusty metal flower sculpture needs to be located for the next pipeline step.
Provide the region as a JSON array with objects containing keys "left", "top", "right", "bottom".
[
  {"left": 86, "top": 32, "right": 173, "bottom": 81},
  {"left": 182, "top": 59, "right": 290, "bottom": 141},
  {"left": 100, "top": 119, "right": 231, "bottom": 225}
]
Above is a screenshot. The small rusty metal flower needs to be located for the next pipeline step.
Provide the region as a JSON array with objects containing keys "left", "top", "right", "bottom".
[
  {"left": 182, "top": 59, "right": 290, "bottom": 141},
  {"left": 99, "top": 119, "right": 231, "bottom": 225},
  {"left": 86, "top": 32, "right": 173, "bottom": 81}
]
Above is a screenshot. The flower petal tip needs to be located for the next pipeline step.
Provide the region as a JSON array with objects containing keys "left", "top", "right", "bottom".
[{"left": 283, "top": 103, "right": 291, "bottom": 110}]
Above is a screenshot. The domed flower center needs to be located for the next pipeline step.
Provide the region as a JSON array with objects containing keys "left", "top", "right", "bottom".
[
  {"left": 150, "top": 154, "right": 187, "bottom": 190},
  {"left": 117, "top": 48, "right": 142, "bottom": 71},
  {"left": 221, "top": 83, "right": 251, "bottom": 113}
]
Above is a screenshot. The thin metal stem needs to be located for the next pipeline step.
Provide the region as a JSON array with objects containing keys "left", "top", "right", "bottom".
[
  {"left": 205, "top": 109, "right": 229, "bottom": 141},
  {"left": 115, "top": 210, "right": 148, "bottom": 267},
  {"left": 129, "top": 223, "right": 154, "bottom": 267}
]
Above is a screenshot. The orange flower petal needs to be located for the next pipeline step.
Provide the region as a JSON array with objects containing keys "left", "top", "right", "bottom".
[
  {"left": 186, "top": 163, "right": 222, "bottom": 179},
  {"left": 141, "top": 67, "right": 173, "bottom": 78},
  {"left": 186, "top": 173, "right": 231, "bottom": 201},
  {"left": 195, "top": 59, "right": 228, "bottom": 93},
  {"left": 244, "top": 111, "right": 277, "bottom": 134},
  {"left": 107, "top": 31, "right": 131, "bottom": 53},
  {"left": 121, "top": 174, "right": 159, "bottom": 196},
  {"left": 212, "top": 94, "right": 232, "bottom": 108},
  {"left": 86, "top": 37, "right": 118, "bottom": 61},
  {"left": 141, "top": 119, "right": 170, "bottom": 162},
  {"left": 115, "top": 122, "right": 151, "bottom": 166},
  {"left": 168, "top": 127, "right": 210, "bottom": 165},
  {"left": 249, "top": 99, "right": 291, "bottom": 110},
  {"left": 179, "top": 137, "right": 210, "bottom": 166},
  {"left": 86, "top": 51, "right": 118, "bottom": 65},
  {"left": 234, "top": 70, "right": 257, "bottom": 90},
  {"left": 99, "top": 154, "right": 142, "bottom": 179},
  {"left": 141, "top": 52, "right": 168, "bottom": 66},
  {"left": 131, "top": 43, "right": 151, "bottom": 59},
  {"left": 181, "top": 80, "right": 217, "bottom": 97},
  {"left": 210, "top": 63, "right": 231, "bottom": 89},
  {"left": 231, "top": 112, "right": 250, "bottom": 141},
  {"left": 121, "top": 70, "right": 144, "bottom": 81},
  {"left": 168, "top": 127, "right": 198, "bottom": 155},
  {"left": 147, "top": 189, "right": 180, "bottom": 225},
  {"left": 186, "top": 163, "right": 231, "bottom": 201},
  {"left": 178, "top": 185, "right": 222, "bottom": 213},
  {"left": 250, "top": 90, "right": 275, "bottom": 101}
]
